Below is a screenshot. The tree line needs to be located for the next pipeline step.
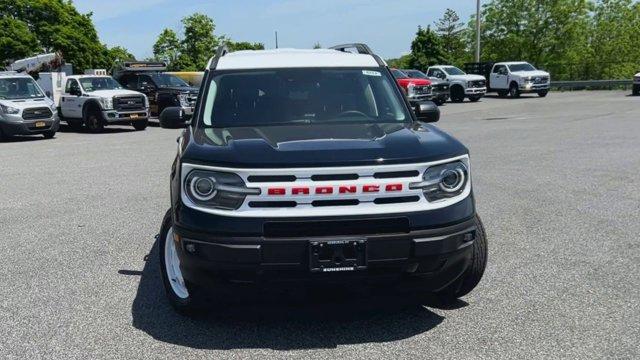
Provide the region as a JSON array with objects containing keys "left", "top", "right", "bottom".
[
  {"left": 0, "top": 1, "right": 262, "bottom": 73},
  {"left": 388, "top": 0, "right": 640, "bottom": 80}
]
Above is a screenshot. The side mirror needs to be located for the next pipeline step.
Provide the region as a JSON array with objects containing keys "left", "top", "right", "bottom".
[
  {"left": 414, "top": 101, "right": 440, "bottom": 123},
  {"left": 45, "top": 90, "right": 52, "bottom": 98},
  {"left": 159, "top": 107, "right": 189, "bottom": 128}
]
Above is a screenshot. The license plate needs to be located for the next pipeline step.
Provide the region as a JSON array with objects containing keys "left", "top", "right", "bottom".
[
  {"left": 129, "top": 114, "right": 139, "bottom": 119},
  {"left": 309, "top": 239, "right": 367, "bottom": 272},
  {"left": 35, "top": 121, "right": 46, "bottom": 128}
]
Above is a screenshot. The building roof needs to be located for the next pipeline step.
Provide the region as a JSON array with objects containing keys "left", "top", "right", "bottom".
[{"left": 214, "top": 48, "right": 380, "bottom": 70}]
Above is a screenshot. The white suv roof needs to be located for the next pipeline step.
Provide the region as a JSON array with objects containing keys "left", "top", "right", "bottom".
[
  {"left": 215, "top": 49, "right": 380, "bottom": 70},
  {"left": 495, "top": 61, "right": 530, "bottom": 66}
]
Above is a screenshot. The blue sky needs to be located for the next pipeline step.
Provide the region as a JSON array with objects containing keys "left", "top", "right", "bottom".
[{"left": 74, "top": 0, "right": 479, "bottom": 60}]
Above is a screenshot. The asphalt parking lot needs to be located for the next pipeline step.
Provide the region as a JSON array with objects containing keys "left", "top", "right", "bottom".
[{"left": 1, "top": 91, "right": 638, "bottom": 359}]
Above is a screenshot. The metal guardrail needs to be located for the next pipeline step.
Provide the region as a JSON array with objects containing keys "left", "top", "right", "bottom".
[{"left": 551, "top": 79, "right": 633, "bottom": 89}]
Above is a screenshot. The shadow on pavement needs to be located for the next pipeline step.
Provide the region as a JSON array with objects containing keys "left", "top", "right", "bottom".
[{"left": 128, "top": 239, "right": 449, "bottom": 350}]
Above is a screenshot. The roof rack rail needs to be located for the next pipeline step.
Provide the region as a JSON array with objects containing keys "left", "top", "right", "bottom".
[
  {"left": 329, "top": 43, "right": 375, "bottom": 55},
  {"left": 209, "top": 45, "right": 230, "bottom": 70},
  {"left": 329, "top": 43, "right": 385, "bottom": 67}
]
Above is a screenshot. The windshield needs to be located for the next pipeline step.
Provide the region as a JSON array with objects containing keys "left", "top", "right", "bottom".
[
  {"left": 508, "top": 63, "right": 536, "bottom": 72},
  {"left": 442, "top": 66, "right": 465, "bottom": 75},
  {"left": 201, "top": 68, "right": 410, "bottom": 128},
  {"left": 390, "top": 69, "right": 408, "bottom": 79},
  {"left": 80, "top": 77, "right": 123, "bottom": 92},
  {"left": 149, "top": 73, "right": 189, "bottom": 88},
  {"left": 403, "top": 70, "right": 428, "bottom": 79},
  {"left": 0, "top": 77, "right": 45, "bottom": 100}
]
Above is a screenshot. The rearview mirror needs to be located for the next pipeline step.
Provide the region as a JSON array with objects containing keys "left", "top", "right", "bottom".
[
  {"left": 413, "top": 101, "right": 440, "bottom": 123},
  {"left": 159, "top": 107, "right": 189, "bottom": 128}
]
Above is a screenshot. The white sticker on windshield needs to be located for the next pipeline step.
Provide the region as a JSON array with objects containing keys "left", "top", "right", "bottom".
[{"left": 362, "top": 70, "right": 382, "bottom": 77}]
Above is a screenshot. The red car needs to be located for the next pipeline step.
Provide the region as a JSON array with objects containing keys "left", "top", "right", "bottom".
[{"left": 390, "top": 68, "right": 433, "bottom": 103}]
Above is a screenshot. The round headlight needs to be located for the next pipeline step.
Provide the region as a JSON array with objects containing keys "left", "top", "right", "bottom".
[
  {"left": 439, "top": 168, "right": 465, "bottom": 192},
  {"left": 189, "top": 176, "right": 217, "bottom": 201}
]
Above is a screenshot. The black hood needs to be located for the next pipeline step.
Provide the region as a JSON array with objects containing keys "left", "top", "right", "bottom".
[
  {"left": 180, "top": 123, "right": 468, "bottom": 168},
  {"left": 159, "top": 86, "right": 199, "bottom": 93}
]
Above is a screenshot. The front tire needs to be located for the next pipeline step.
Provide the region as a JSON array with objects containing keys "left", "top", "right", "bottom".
[
  {"left": 132, "top": 120, "right": 148, "bottom": 131},
  {"left": 450, "top": 86, "right": 465, "bottom": 102},
  {"left": 159, "top": 209, "right": 200, "bottom": 316},
  {"left": 509, "top": 82, "right": 520, "bottom": 98},
  {"left": 435, "top": 214, "right": 488, "bottom": 304},
  {"left": 43, "top": 131, "right": 56, "bottom": 139},
  {"left": 468, "top": 95, "right": 482, "bottom": 102},
  {"left": 537, "top": 90, "right": 549, "bottom": 97},
  {"left": 84, "top": 109, "right": 104, "bottom": 133},
  {"left": 632, "top": 85, "right": 639, "bottom": 96}
]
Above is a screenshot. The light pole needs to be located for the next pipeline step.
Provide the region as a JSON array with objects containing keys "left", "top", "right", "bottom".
[{"left": 475, "top": 0, "right": 481, "bottom": 62}]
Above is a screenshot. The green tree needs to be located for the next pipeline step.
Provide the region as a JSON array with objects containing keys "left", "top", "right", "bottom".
[
  {"left": 313, "top": 42, "right": 322, "bottom": 49},
  {"left": 153, "top": 28, "right": 181, "bottom": 68},
  {"left": 472, "top": 0, "right": 592, "bottom": 79},
  {"left": 0, "top": 17, "right": 40, "bottom": 64},
  {"left": 226, "top": 41, "right": 265, "bottom": 51},
  {"left": 588, "top": 0, "right": 640, "bottom": 79},
  {"left": 181, "top": 13, "right": 219, "bottom": 71},
  {"left": 0, "top": 0, "right": 109, "bottom": 73},
  {"left": 434, "top": 9, "right": 467, "bottom": 65},
  {"left": 104, "top": 46, "right": 135, "bottom": 70},
  {"left": 386, "top": 54, "right": 413, "bottom": 69},
  {"left": 409, "top": 26, "right": 447, "bottom": 71}
]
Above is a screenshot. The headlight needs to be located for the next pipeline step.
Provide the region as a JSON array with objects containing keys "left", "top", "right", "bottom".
[
  {"left": 406, "top": 83, "right": 416, "bottom": 97},
  {"left": 410, "top": 161, "right": 469, "bottom": 202},
  {"left": 178, "top": 93, "right": 190, "bottom": 107},
  {"left": 184, "top": 170, "right": 260, "bottom": 210},
  {"left": 99, "top": 97, "right": 114, "bottom": 110},
  {"left": 0, "top": 104, "right": 20, "bottom": 115}
]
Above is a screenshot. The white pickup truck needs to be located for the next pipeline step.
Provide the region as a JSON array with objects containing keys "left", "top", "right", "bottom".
[
  {"left": 426, "top": 65, "right": 486, "bottom": 103},
  {"left": 489, "top": 62, "right": 550, "bottom": 98},
  {"left": 633, "top": 72, "right": 639, "bottom": 96},
  {"left": 58, "top": 73, "right": 149, "bottom": 132}
]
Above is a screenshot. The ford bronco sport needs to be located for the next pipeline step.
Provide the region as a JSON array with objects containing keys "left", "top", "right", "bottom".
[{"left": 157, "top": 44, "right": 487, "bottom": 314}]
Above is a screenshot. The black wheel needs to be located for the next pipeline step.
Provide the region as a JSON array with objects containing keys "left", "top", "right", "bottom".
[
  {"left": 435, "top": 214, "right": 488, "bottom": 304},
  {"left": 132, "top": 120, "right": 148, "bottom": 131},
  {"left": 84, "top": 108, "right": 104, "bottom": 133},
  {"left": 509, "top": 82, "right": 520, "bottom": 98},
  {"left": 433, "top": 98, "right": 443, "bottom": 106},
  {"left": 159, "top": 209, "right": 201, "bottom": 316},
  {"left": 67, "top": 119, "right": 83, "bottom": 131},
  {"left": 537, "top": 90, "right": 548, "bottom": 97},
  {"left": 468, "top": 95, "right": 482, "bottom": 102},
  {"left": 497, "top": 90, "right": 508, "bottom": 98},
  {"left": 0, "top": 128, "right": 7, "bottom": 141},
  {"left": 450, "top": 86, "right": 465, "bottom": 102},
  {"left": 43, "top": 131, "right": 56, "bottom": 139},
  {"left": 632, "top": 85, "right": 639, "bottom": 96}
]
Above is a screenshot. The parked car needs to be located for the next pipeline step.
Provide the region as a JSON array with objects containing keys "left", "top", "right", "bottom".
[
  {"left": 0, "top": 71, "right": 59, "bottom": 140},
  {"left": 426, "top": 65, "right": 486, "bottom": 103},
  {"left": 58, "top": 72, "right": 149, "bottom": 132},
  {"left": 633, "top": 72, "right": 640, "bottom": 95},
  {"left": 465, "top": 61, "right": 550, "bottom": 98},
  {"left": 390, "top": 68, "right": 432, "bottom": 101},
  {"left": 156, "top": 43, "right": 487, "bottom": 314},
  {"left": 114, "top": 62, "right": 199, "bottom": 118},
  {"left": 401, "top": 69, "right": 450, "bottom": 105}
]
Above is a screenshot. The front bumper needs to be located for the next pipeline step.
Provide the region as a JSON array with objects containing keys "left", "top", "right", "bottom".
[
  {"left": 519, "top": 83, "right": 550, "bottom": 92},
  {"left": 465, "top": 87, "right": 487, "bottom": 95},
  {"left": 102, "top": 109, "right": 149, "bottom": 123},
  {"left": 171, "top": 195, "right": 476, "bottom": 291},
  {"left": 0, "top": 116, "right": 59, "bottom": 136}
]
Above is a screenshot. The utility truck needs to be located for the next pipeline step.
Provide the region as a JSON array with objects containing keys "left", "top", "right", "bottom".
[
  {"left": 57, "top": 70, "right": 149, "bottom": 132},
  {"left": 426, "top": 65, "right": 486, "bottom": 102}
]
